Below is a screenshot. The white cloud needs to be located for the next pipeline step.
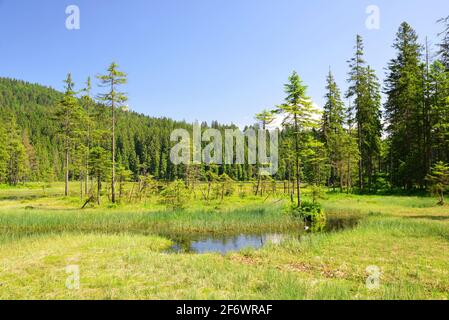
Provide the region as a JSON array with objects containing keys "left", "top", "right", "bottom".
[{"left": 266, "top": 101, "right": 322, "bottom": 130}]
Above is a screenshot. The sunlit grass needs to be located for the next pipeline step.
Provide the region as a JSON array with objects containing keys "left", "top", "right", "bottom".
[
  {"left": 0, "top": 183, "right": 448, "bottom": 299},
  {"left": 0, "top": 205, "right": 301, "bottom": 244}
]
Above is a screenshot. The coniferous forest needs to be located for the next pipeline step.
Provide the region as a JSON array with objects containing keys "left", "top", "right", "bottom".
[
  {"left": 1, "top": 20, "right": 449, "bottom": 194},
  {"left": 1, "top": 3, "right": 449, "bottom": 302}
]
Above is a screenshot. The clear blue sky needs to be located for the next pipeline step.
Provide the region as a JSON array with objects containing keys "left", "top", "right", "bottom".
[{"left": 0, "top": 0, "right": 447, "bottom": 127}]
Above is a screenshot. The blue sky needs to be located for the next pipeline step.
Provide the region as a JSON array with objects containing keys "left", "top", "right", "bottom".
[{"left": 0, "top": 0, "right": 447, "bottom": 127}]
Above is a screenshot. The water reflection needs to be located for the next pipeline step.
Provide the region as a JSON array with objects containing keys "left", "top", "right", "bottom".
[
  {"left": 169, "top": 233, "right": 291, "bottom": 254},
  {"left": 165, "top": 215, "right": 360, "bottom": 254}
]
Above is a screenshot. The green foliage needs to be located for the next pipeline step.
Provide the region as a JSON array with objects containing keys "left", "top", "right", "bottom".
[
  {"left": 54, "top": 73, "right": 86, "bottom": 195},
  {"left": 0, "top": 76, "right": 286, "bottom": 184},
  {"left": 426, "top": 161, "right": 449, "bottom": 205},
  {"left": 97, "top": 62, "right": 128, "bottom": 204},
  {"left": 371, "top": 173, "right": 391, "bottom": 193},
  {"left": 116, "top": 164, "right": 133, "bottom": 200},
  {"left": 2, "top": 114, "right": 29, "bottom": 185},
  {"left": 437, "top": 16, "right": 449, "bottom": 69},
  {"left": 255, "top": 109, "right": 275, "bottom": 129},
  {"left": 385, "top": 23, "right": 426, "bottom": 189},
  {"left": 286, "top": 201, "right": 327, "bottom": 232},
  {"left": 310, "top": 184, "right": 325, "bottom": 204},
  {"left": 276, "top": 71, "right": 320, "bottom": 206},
  {"left": 346, "top": 35, "right": 382, "bottom": 192},
  {"left": 160, "top": 179, "right": 190, "bottom": 210},
  {"left": 322, "top": 70, "right": 347, "bottom": 190},
  {"left": 1, "top": 19, "right": 449, "bottom": 202},
  {"left": 89, "top": 147, "right": 111, "bottom": 178},
  {"left": 429, "top": 61, "right": 449, "bottom": 165},
  {"left": 89, "top": 146, "right": 111, "bottom": 205},
  {"left": 219, "top": 173, "right": 235, "bottom": 198},
  {"left": 0, "top": 125, "right": 7, "bottom": 180}
]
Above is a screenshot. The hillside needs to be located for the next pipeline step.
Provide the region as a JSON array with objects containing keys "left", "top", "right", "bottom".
[{"left": 0, "top": 77, "right": 251, "bottom": 183}]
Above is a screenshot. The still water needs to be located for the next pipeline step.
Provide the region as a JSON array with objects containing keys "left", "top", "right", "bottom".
[{"left": 165, "top": 215, "right": 360, "bottom": 254}]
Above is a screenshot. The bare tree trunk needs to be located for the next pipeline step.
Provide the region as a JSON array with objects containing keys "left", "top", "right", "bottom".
[
  {"left": 255, "top": 174, "right": 261, "bottom": 196},
  {"left": 347, "top": 154, "right": 351, "bottom": 194},
  {"left": 97, "top": 176, "right": 101, "bottom": 205},
  {"left": 111, "top": 79, "right": 116, "bottom": 203},
  {"left": 221, "top": 184, "right": 224, "bottom": 200},
  {"left": 358, "top": 125, "right": 363, "bottom": 192},
  {"left": 294, "top": 114, "right": 302, "bottom": 207},
  {"left": 207, "top": 181, "right": 211, "bottom": 200},
  {"left": 65, "top": 149, "right": 69, "bottom": 196},
  {"left": 85, "top": 152, "right": 89, "bottom": 195}
]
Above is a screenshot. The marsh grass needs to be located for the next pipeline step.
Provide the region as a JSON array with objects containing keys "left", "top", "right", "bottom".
[
  {"left": 0, "top": 184, "right": 449, "bottom": 299},
  {"left": 0, "top": 205, "right": 302, "bottom": 244}
]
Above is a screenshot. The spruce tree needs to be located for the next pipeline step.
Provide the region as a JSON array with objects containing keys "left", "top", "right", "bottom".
[
  {"left": 5, "top": 115, "right": 28, "bottom": 185},
  {"left": 97, "top": 62, "right": 128, "bottom": 203},
  {"left": 89, "top": 146, "right": 111, "bottom": 205},
  {"left": 385, "top": 22, "right": 424, "bottom": 189},
  {"left": 0, "top": 120, "right": 7, "bottom": 182},
  {"left": 54, "top": 74, "right": 84, "bottom": 196},
  {"left": 426, "top": 161, "right": 449, "bottom": 205},
  {"left": 276, "top": 71, "right": 320, "bottom": 207},
  {"left": 364, "top": 66, "right": 382, "bottom": 191},
  {"left": 346, "top": 35, "right": 366, "bottom": 191},
  {"left": 81, "top": 77, "right": 96, "bottom": 195},
  {"left": 437, "top": 16, "right": 449, "bottom": 70},
  {"left": 321, "top": 69, "right": 346, "bottom": 189},
  {"left": 255, "top": 109, "right": 275, "bottom": 130},
  {"left": 346, "top": 35, "right": 382, "bottom": 192},
  {"left": 254, "top": 109, "right": 275, "bottom": 195},
  {"left": 429, "top": 61, "right": 449, "bottom": 163}
]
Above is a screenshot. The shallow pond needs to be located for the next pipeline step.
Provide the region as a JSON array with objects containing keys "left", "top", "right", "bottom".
[{"left": 165, "top": 215, "right": 360, "bottom": 254}]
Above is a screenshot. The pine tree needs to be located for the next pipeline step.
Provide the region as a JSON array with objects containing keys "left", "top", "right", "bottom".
[
  {"left": 22, "top": 129, "right": 38, "bottom": 181},
  {"left": 426, "top": 161, "right": 449, "bottom": 205},
  {"left": 255, "top": 109, "right": 275, "bottom": 130},
  {"left": 321, "top": 69, "right": 346, "bottom": 189},
  {"left": 97, "top": 62, "right": 128, "bottom": 203},
  {"left": 81, "top": 77, "right": 94, "bottom": 195},
  {"left": 346, "top": 35, "right": 366, "bottom": 191},
  {"left": 0, "top": 121, "right": 7, "bottom": 182},
  {"left": 422, "top": 38, "right": 432, "bottom": 180},
  {"left": 346, "top": 35, "right": 382, "bottom": 192},
  {"left": 54, "top": 73, "right": 85, "bottom": 196},
  {"left": 89, "top": 146, "right": 111, "bottom": 205},
  {"left": 254, "top": 109, "right": 275, "bottom": 195},
  {"left": 364, "top": 66, "right": 382, "bottom": 191},
  {"left": 385, "top": 22, "right": 424, "bottom": 189},
  {"left": 5, "top": 114, "right": 28, "bottom": 185},
  {"left": 429, "top": 61, "right": 449, "bottom": 163},
  {"left": 276, "top": 71, "right": 320, "bottom": 207},
  {"left": 341, "top": 124, "right": 360, "bottom": 194},
  {"left": 437, "top": 16, "right": 449, "bottom": 70}
]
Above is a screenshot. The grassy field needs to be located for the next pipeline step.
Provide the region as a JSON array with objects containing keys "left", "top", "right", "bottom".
[{"left": 0, "top": 182, "right": 448, "bottom": 300}]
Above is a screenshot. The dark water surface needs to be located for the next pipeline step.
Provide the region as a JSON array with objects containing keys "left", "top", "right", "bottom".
[{"left": 164, "top": 215, "right": 360, "bottom": 254}]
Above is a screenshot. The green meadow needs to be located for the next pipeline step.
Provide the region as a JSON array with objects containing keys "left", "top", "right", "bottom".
[{"left": 0, "top": 182, "right": 448, "bottom": 300}]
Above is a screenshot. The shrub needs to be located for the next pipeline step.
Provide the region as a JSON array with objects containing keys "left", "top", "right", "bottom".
[
  {"left": 426, "top": 161, "right": 449, "bottom": 206},
  {"left": 286, "top": 201, "right": 327, "bottom": 232},
  {"left": 159, "top": 179, "right": 190, "bottom": 210},
  {"left": 309, "top": 184, "right": 325, "bottom": 203}
]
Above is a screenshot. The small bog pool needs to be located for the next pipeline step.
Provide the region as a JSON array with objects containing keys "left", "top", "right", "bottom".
[
  {"left": 168, "top": 233, "right": 291, "bottom": 254},
  {"left": 164, "top": 215, "right": 360, "bottom": 254}
]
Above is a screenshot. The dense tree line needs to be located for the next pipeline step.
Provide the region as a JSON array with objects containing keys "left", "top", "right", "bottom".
[
  {"left": 1, "top": 18, "right": 449, "bottom": 201},
  {"left": 0, "top": 68, "right": 263, "bottom": 190}
]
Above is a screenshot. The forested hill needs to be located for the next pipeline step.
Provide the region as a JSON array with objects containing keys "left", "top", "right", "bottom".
[{"left": 0, "top": 77, "right": 245, "bottom": 183}]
